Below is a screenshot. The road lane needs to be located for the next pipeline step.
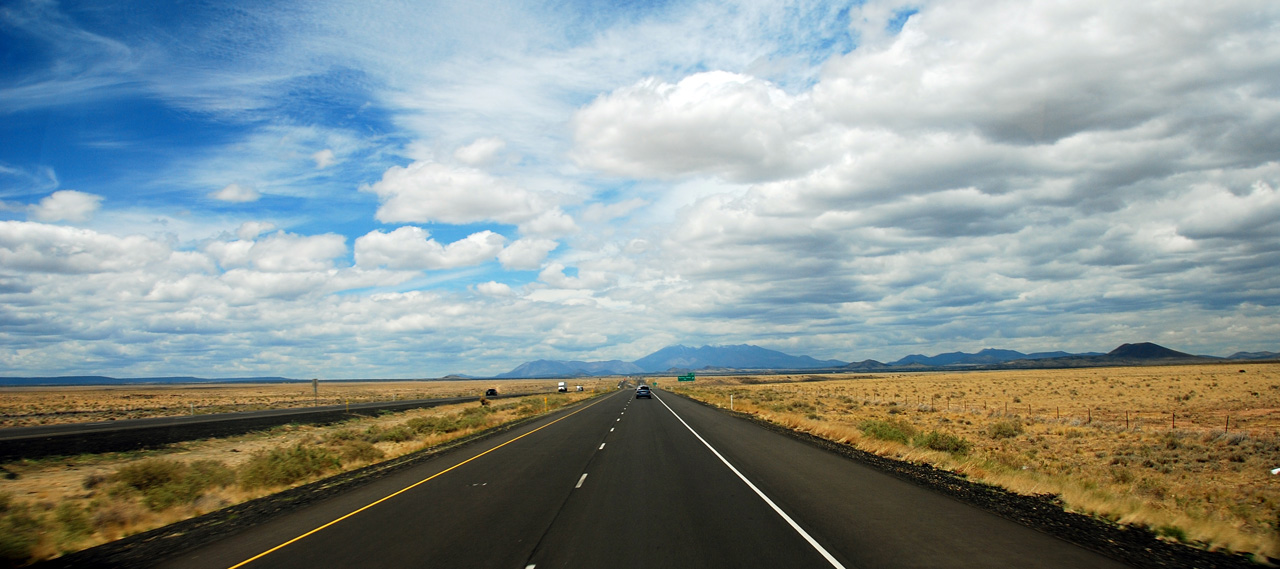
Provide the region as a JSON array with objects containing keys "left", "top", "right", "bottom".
[
  {"left": 160, "top": 390, "right": 628, "bottom": 569},
  {"left": 524, "top": 391, "right": 835, "bottom": 568},
  {"left": 652, "top": 389, "right": 1130, "bottom": 569}
]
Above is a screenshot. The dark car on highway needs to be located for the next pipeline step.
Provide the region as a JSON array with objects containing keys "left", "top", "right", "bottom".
[
  {"left": 485, "top": 388, "right": 498, "bottom": 396},
  {"left": 635, "top": 385, "right": 652, "bottom": 399}
]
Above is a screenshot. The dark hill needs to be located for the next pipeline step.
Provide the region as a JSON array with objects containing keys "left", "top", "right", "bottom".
[{"left": 1107, "top": 343, "right": 1194, "bottom": 359}]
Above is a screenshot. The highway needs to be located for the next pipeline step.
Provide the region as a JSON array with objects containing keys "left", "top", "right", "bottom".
[{"left": 154, "top": 387, "right": 1130, "bottom": 569}]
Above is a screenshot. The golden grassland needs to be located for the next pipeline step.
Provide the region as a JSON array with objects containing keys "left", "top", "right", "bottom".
[
  {"left": 663, "top": 363, "right": 1280, "bottom": 559},
  {"left": 0, "top": 381, "right": 608, "bottom": 565},
  {"left": 0, "top": 378, "right": 591, "bottom": 428}
]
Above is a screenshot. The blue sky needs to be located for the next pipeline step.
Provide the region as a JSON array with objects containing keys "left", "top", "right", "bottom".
[{"left": 2, "top": 0, "right": 1279, "bottom": 378}]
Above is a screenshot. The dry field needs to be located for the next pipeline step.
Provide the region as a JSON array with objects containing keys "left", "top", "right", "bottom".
[
  {"left": 0, "top": 378, "right": 595, "bottom": 428},
  {"left": 666, "top": 363, "right": 1280, "bottom": 559},
  {"left": 0, "top": 382, "right": 607, "bottom": 565}
]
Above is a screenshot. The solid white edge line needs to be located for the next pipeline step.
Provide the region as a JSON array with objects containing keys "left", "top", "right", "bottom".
[
  {"left": 575, "top": 473, "right": 588, "bottom": 488},
  {"left": 654, "top": 393, "right": 847, "bottom": 569}
]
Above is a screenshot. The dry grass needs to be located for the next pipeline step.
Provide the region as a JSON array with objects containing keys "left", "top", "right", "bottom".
[
  {"left": 0, "top": 378, "right": 596, "bottom": 428},
  {"left": 665, "top": 363, "right": 1280, "bottom": 558},
  {"left": 0, "top": 386, "right": 603, "bottom": 565}
]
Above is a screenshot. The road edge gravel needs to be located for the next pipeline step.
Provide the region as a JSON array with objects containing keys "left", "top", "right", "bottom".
[{"left": 671, "top": 391, "right": 1271, "bottom": 569}]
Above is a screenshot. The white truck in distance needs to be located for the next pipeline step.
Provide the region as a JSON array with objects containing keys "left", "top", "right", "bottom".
[{"left": 557, "top": 381, "right": 567, "bottom": 392}]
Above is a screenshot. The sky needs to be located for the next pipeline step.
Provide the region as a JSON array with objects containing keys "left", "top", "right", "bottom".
[{"left": 1, "top": 0, "right": 1279, "bottom": 379}]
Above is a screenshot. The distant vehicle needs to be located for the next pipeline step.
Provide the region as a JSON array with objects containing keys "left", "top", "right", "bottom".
[
  {"left": 484, "top": 388, "right": 498, "bottom": 397},
  {"left": 575, "top": 385, "right": 584, "bottom": 391},
  {"left": 557, "top": 381, "right": 568, "bottom": 392},
  {"left": 635, "top": 385, "right": 652, "bottom": 399}
]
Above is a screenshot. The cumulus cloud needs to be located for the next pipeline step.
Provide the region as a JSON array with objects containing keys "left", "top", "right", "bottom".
[
  {"left": 572, "top": 71, "right": 836, "bottom": 182},
  {"left": 0, "top": 221, "right": 171, "bottom": 273},
  {"left": 361, "top": 161, "right": 558, "bottom": 225},
  {"left": 518, "top": 208, "right": 578, "bottom": 237},
  {"left": 210, "top": 183, "right": 261, "bottom": 203},
  {"left": 236, "top": 221, "right": 277, "bottom": 241},
  {"left": 498, "top": 238, "right": 559, "bottom": 270},
  {"left": 454, "top": 137, "right": 506, "bottom": 166},
  {"left": 475, "top": 281, "right": 514, "bottom": 297},
  {"left": 206, "top": 231, "right": 346, "bottom": 272},
  {"left": 582, "top": 198, "right": 648, "bottom": 224},
  {"left": 29, "top": 190, "right": 103, "bottom": 223},
  {"left": 538, "top": 262, "right": 615, "bottom": 290},
  {"left": 354, "top": 227, "right": 506, "bottom": 270}
]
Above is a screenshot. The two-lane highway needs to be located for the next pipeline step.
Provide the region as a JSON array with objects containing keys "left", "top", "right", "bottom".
[{"left": 155, "top": 387, "right": 1131, "bottom": 569}]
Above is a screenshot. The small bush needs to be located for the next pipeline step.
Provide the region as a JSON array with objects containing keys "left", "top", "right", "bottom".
[
  {"left": 111, "top": 458, "right": 234, "bottom": 511},
  {"left": 55, "top": 501, "right": 92, "bottom": 540},
  {"left": 239, "top": 444, "right": 339, "bottom": 489},
  {"left": 1155, "top": 525, "right": 1188, "bottom": 542},
  {"left": 365, "top": 424, "right": 415, "bottom": 443},
  {"left": 988, "top": 420, "right": 1024, "bottom": 439},
  {"left": 406, "top": 416, "right": 455, "bottom": 435},
  {"left": 325, "top": 429, "right": 360, "bottom": 442},
  {"left": 913, "top": 431, "right": 972, "bottom": 454},
  {"left": 0, "top": 495, "right": 44, "bottom": 565},
  {"left": 338, "top": 441, "right": 385, "bottom": 463},
  {"left": 858, "top": 419, "right": 917, "bottom": 444}
]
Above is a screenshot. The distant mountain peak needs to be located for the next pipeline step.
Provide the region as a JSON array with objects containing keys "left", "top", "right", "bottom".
[{"left": 1107, "top": 342, "right": 1193, "bottom": 359}]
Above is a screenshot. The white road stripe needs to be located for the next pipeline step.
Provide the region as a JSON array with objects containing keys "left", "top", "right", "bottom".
[
  {"left": 575, "top": 473, "right": 588, "bottom": 488},
  {"left": 599, "top": 443, "right": 606, "bottom": 450},
  {"left": 654, "top": 393, "right": 847, "bottom": 569}
]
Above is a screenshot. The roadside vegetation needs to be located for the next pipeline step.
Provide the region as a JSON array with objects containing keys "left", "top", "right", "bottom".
[
  {"left": 0, "top": 390, "right": 595, "bottom": 566},
  {"left": 0, "top": 379, "right": 572, "bottom": 428},
  {"left": 669, "top": 364, "right": 1280, "bottom": 560}
]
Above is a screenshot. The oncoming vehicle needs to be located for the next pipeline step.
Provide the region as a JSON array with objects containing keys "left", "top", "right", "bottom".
[
  {"left": 575, "top": 385, "right": 584, "bottom": 391},
  {"left": 557, "top": 381, "right": 568, "bottom": 393},
  {"left": 484, "top": 388, "right": 498, "bottom": 397},
  {"left": 635, "top": 385, "right": 652, "bottom": 399}
]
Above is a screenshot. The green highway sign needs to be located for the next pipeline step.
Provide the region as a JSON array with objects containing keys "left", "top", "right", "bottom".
[{"left": 677, "top": 373, "right": 695, "bottom": 382}]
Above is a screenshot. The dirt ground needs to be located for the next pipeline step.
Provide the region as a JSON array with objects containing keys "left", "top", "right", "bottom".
[{"left": 0, "top": 378, "right": 607, "bottom": 428}]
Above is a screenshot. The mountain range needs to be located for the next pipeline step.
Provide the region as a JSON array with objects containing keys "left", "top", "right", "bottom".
[
  {"left": 3, "top": 343, "right": 1274, "bottom": 385},
  {"left": 496, "top": 342, "right": 1275, "bottom": 378}
]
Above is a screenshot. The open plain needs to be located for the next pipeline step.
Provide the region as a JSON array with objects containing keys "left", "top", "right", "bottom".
[
  {"left": 0, "top": 379, "right": 576, "bottom": 428},
  {"left": 668, "top": 363, "right": 1280, "bottom": 559}
]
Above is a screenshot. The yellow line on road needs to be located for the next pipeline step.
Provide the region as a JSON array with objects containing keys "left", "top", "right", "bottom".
[{"left": 228, "top": 393, "right": 615, "bottom": 569}]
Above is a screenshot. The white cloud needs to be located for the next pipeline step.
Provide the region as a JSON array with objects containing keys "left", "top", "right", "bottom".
[
  {"left": 582, "top": 198, "right": 648, "bottom": 224},
  {"left": 538, "top": 262, "right": 615, "bottom": 290},
  {"left": 454, "top": 137, "right": 506, "bottom": 166},
  {"left": 498, "top": 238, "right": 558, "bottom": 270},
  {"left": 518, "top": 208, "right": 578, "bottom": 237},
  {"left": 475, "top": 281, "right": 514, "bottom": 297},
  {"left": 206, "top": 231, "right": 346, "bottom": 272},
  {"left": 210, "top": 183, "right": 261, "bottom": 203},
  {"left": 354, "top": 227, "right": 506, "bottom": 270},
  {"left": 361, "top": 161, "right": 557, "bottom": 225},
  {"left": 572, "top": 71, "right": 836, "bottom": 182},
  {"left": 0, "top": 221, "right": 172, "bottom": 274},
  {"left": 30, "top": 190, "right": 103, "bottom": 223},
  {"left": 236, "top": 221, "right": 277, "bottom": 241},
  {"left": 312, "top": 148, "right": 336, "bottom": 169}
]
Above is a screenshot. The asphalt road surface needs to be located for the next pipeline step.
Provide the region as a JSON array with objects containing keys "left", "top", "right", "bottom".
[{"left": 157, "top": 388, "right": 1131, "bottom": 569}]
